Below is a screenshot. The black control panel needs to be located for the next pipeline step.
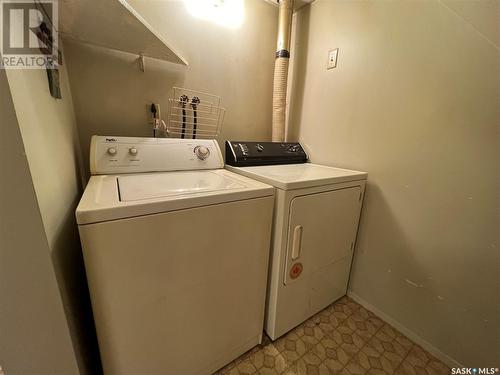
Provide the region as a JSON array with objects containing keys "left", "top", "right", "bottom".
[{"left": 225, "top": 141, "right": 308, "bottom": 167}]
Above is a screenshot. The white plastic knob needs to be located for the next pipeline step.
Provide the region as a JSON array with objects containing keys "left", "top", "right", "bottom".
[
  {"left": 195, "top": 145, "right": 210, "bottom": 160},
  {"left": 129, "top": 147, "right": 138, "bottom": 155},
  {"left": 107, "top": 147, "right": 117, "bottom": 155}
]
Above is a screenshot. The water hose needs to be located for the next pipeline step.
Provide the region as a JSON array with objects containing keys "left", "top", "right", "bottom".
[
  {"left": 191, "top": 96, "right": 200, "bottom": 139},
  {"left": 179, "top": 94, "right": 189, "bottom": 139}
]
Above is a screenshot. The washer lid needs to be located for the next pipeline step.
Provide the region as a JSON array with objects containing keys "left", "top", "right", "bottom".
[
  {"left": 225, "top": 163, "right": 367, "bottom": 190},
  {"left": 76, "top": 169, "right": 273, "bottom": 225},
  {"left": 118, "top": 171, "right": 245, "bottom": 201}
]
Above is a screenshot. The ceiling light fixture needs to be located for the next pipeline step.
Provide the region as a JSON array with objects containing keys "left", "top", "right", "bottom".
[{"left": 184, "top": 0, "right": 244, "bottom": 29}]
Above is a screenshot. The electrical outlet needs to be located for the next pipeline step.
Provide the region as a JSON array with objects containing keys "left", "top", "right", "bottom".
[{"left": 327, "top": 48, "right": 339, "bottom": 70}]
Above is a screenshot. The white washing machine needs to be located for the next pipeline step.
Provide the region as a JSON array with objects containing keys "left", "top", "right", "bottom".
[
  {"left": 225, "top": 141, "right": 367, "bottom": 340},
  {"left": 76, "top": 136, "right": 274, "bottom": 374}
]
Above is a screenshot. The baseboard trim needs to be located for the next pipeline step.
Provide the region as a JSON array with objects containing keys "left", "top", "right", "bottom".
[{"left": 347, "top": 290, "right": 463, "bottom": 369}]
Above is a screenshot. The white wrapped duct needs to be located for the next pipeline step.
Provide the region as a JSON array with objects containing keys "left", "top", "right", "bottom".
[
  {"left": 272, "top": 0, "right": 293, "bottom": 142},
  {"left": 272, "top": 57, "right": 290, "bottom": 141}
]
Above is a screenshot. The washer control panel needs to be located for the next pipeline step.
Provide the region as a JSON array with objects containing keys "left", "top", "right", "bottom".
[
  {"left": 225, "top": 141, "right": 308, "bottom": 167},
  {"left": 90, "top": 136, "right": 224, "bottom": 175}
]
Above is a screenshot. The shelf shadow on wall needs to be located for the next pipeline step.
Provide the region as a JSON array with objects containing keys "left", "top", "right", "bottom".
[{"left": 63, "top": 40, "right": 186, "bottom": 181}]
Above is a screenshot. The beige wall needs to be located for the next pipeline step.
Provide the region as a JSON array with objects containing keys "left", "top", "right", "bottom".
[
  {"left": 288, "top": 0, "right": 499, "bottom": 367},
  {"left": 64, "top": 0, "right": 278, "bottom": 177},
  {"left": 0, "top": 68, "right": 79, "bottom": 375},
  {"left": 5, "top": 45, "right": 99, "bottom": 373}
]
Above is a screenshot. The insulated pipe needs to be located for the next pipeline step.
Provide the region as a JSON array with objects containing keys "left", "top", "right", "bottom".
[{"left": 272, "top": 0, "right": 293, "bottom": 142}]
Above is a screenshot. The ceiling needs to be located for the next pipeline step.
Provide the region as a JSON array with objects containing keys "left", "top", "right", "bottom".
[{"left": 262, "top": 0, "right": 316, "bottom": 12}]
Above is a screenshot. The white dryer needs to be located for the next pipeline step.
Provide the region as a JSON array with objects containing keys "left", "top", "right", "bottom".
[
  {"left": 76, "top": 136, "right": 274, "bottom": 374},
  {"left": 225, "top": 141, "right": 367, "bottom": 340}
]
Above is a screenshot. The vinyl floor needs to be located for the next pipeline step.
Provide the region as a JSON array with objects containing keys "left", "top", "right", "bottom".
[{"left": 215, "top": 296, "right": 450, "bottom": 375}]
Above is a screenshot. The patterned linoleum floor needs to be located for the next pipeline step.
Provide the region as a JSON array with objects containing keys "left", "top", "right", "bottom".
[{"left": 215, "top": 296, "right": 450, "bottom": 375}]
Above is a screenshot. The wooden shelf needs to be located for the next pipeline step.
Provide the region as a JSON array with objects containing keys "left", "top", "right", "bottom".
[{"left": 58, "top": 0, "right": 187, "bottom": 65}]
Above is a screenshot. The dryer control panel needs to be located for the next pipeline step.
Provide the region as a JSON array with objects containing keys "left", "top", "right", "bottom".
[
  {"left": 225, "top": 141, "right": 308, "bottom": 167},
  {"left": 90, "top": 136, "right": 224, "bottom": 175}
]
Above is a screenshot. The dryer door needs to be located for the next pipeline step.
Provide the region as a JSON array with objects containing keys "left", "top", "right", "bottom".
[{"left": 284, "top": 186, "right": 362, "bottom": 285}]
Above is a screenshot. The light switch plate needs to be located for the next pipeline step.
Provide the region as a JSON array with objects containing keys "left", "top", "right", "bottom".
[{"left": 327, "top": 48, "right": 339, "bottom": 69}]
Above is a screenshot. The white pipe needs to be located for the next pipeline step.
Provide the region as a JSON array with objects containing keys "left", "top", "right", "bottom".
[{"left": 272, "top": 0, "right": 293, "bottom": 142}]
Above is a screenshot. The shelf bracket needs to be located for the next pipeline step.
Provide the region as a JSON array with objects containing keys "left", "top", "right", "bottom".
[{"left": 139, "top": 53, "right": 145, "bottom": 72}]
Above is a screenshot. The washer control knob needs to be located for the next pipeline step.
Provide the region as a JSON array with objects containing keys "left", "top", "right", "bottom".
[
  {"left": 194, "top": 145, "right": 210, "bottom": 160},
  {"left": 129, "top": 147, "right": 138, "bottom": 156},
  {"left": 107, "top": 147, "right": 117, "bottom": 156}
]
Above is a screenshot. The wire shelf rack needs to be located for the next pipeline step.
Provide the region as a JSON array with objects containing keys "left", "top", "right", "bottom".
[{"left": 166, "top": 87, "right": 225, "bottom": 140}]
